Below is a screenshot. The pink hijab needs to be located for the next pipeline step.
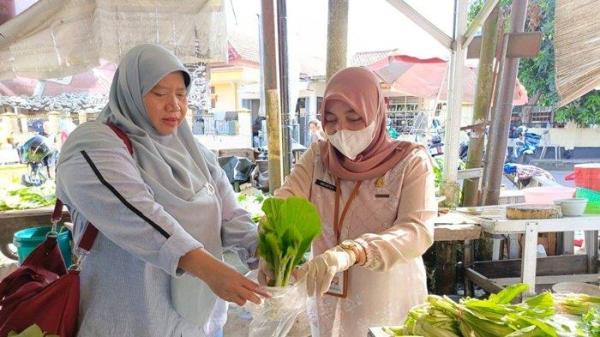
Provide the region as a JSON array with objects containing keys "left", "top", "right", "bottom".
[{"left": 319, "top": 67, "right": 423, "bottom": 181}]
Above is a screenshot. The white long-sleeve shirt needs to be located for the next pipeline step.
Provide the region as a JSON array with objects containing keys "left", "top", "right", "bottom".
[{"left": 56, "top": 122, "right": 257, "bottom": 337}]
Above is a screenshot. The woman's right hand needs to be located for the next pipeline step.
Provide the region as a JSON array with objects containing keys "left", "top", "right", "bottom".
[{"left": 178, "top": 248, "right": 271, "bottom": 306}]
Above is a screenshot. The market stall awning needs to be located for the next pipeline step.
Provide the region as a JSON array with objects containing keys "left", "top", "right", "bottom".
[
  {"left": 0, "top": 0, "right": 227, "bottom": 80},
  {"left": 554, "top": 0, "right": 600, "bottom": 106},
  {"left": 367, "top": 54, "right": 528, "bottom": 105},
  {"left": 0, "top": 60, "right": 115, "bottom": 96}
]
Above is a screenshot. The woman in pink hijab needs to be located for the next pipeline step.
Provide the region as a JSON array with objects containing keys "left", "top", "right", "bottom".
[{"left": 273, "top": 67, "right": 437, "bottom": 337}]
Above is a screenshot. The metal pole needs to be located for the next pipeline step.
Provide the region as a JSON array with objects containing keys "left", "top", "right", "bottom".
[
  {"left": 482, "top": 0, "right": 529, "bottom": 205},
  {"left": 462, "top": 6, "right": 499, "bottom": 206},
  {"left": 441, "top": 0, "right": 467, "bottom": 207},
  {"left": 326, "top": 0, "right": 349, "bottom": 80},
  {"left": 260, "top": 0, "right": 283, "bottom": 192},
  {"left": 276, "top": 0, "right": 292, "bottom": 176}
]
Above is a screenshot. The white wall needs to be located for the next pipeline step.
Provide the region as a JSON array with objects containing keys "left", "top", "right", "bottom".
[{"left": 530, "top": 126, "right": 600, "bottom": 148}]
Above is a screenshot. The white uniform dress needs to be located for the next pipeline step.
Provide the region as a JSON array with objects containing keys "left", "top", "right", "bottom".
[{"left": 275, "top": 143, "right": 437, "bottom": 337}]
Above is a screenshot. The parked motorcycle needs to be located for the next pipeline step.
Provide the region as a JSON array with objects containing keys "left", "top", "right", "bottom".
[
  {"left": 428, "top": 134, "right": 444, "bottom": 157},
  {"left": 18, "top": 135, "right": 58, "bottom": 186},
  {"left": 509, "top": 127, "right": 541, "bottom": 164}
]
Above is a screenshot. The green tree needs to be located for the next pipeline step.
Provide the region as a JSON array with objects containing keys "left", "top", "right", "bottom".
[{"left": 468, "top": 0, "right": 600, "bottom": 126}]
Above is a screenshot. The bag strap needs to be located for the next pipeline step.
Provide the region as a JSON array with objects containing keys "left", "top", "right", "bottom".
[{"left": 52, "top": 122, "right": 134, "bottom": 253}]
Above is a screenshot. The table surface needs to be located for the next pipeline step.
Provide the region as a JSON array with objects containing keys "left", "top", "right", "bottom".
[
  {"left": 1, "top": 207, "right": 482, "bottom": 241},
  {"left": 456, "top": 205, "right": 600, "bottom": 234}
]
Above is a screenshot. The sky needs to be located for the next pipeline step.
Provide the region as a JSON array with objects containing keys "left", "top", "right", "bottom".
[{"left": 227, "top": 0, "right": 456, "bottom": 61}]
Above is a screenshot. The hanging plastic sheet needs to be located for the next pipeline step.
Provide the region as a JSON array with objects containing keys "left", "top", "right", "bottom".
[{"left": 0, "top": 0, "right": 227, "bottom": 79}]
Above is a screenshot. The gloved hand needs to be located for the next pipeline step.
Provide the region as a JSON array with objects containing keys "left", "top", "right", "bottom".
[
  {"left": 257, "top": 258, "right": 273, "bottom": 286},
  {"left": 297, "top": 246, "right": 356, "bottom": 297}
]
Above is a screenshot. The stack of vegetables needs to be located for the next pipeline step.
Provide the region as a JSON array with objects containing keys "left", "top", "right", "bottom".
[
  {"left": 0, "top": 180, "right": 55, "bottom": 211},
  {"left": 235, "top": 189, "right": 266, "bottom": 223},
  {"left": 383, "top": 284, "right": 600, "bottom": 337},
  {"left": 257, "top": 197, "right": 321, "bottom": 287}
]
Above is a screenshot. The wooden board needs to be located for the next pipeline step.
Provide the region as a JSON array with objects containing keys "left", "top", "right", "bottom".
[
  {"left": 471, "top": 255, "right": 590, "bottom": 278},
  {"left": 506, "top": 204, "right": 561, "bottom": 220},
  {"left": 434, "top": 224, "right": 481, "bottom": 241}
]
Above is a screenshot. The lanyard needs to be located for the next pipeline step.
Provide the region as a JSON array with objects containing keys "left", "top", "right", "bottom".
[{"left": 333, "top": 177, "right": 362, "bottom": 244}]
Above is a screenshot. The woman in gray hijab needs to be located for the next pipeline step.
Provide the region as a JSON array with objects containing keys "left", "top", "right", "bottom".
[{"left": 56, "top": 44, "right": 268, "bottom": 337}]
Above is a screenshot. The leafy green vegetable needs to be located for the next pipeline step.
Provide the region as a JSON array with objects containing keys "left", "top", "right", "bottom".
[
  {"left": 235, "top": 189, "right": 267, "bottom": 223},
  {"left": 556, "top": 293, "right": 600, "bottom": 316},
  {"left": 0, "top": 180, "right": 56, "bottom": 211},
  {"left": 257, "top": 197, "right": 321, "bottom": 287},
  {"left": 583, "top": 305, "right": 600, "bottom": 337},
  {"left": 8, "top": 324, "right": 59, "bottom": 337},
  {"left": 384, "top": 284, "right": 558, "bottom": 337}
]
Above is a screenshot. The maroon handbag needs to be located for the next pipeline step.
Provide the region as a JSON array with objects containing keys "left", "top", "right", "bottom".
[{"left": 0, "top": 124, "right": 132, "bottom": 337}]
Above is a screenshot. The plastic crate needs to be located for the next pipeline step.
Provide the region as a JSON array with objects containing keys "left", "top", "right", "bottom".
[
  {"left": 566, "top": 164, "right": 600, "bottom": 191},
  {"left": 575, "top": 187, "right": 600, "bottom": 214}
]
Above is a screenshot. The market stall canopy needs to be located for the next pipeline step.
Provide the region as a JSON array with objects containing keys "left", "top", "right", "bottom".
[
  {"left": 0, "top": 60, "right": 115, "bottom": 96},
  {"left": 0, "top": 0, "right": 227, "bottom": 80},
  {"left": 554, "top": 0, "right": 600, "bottom": 106},
  {"left": 363, "top": 54, "right": 528, "bottom": 105}
]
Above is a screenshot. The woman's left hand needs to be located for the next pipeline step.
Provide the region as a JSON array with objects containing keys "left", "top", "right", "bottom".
[{"left": 296, "top": 246, "right": 356, "bottom": 297}]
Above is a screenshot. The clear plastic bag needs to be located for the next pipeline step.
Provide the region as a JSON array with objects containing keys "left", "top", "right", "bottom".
[{"left": 246, "top": 279, "right": 307, "bottom": 337}]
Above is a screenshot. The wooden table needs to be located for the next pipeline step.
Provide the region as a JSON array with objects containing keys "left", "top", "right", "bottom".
[
  {"left": 0, "top": 205, "right": 70, "bottom": 259},
  {"left": 0, "top": 206, "right": 481, "bottom": 256},
  {"left": 462, "top": 205, "right": 599, "bottom": 297},
  {"left": 433, "top": 212, "right": 481, "bottom": 296}
]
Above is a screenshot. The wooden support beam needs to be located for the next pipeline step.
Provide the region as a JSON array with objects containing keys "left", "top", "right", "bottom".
[
  {"left": 326, "top": 0, "right": 349, "bottom": 80},
  {"left": 465, "top": 268, "right": 503, "bottom": 293},
  {"left": 386, "top": 0, "right": 453, "bottom": 50},
  {"left": 260, "top": 0, "right": 284, "bottom": 192},
  {"left": 494, "top": 274, "right": 600, "bottom": 287},
  {"left": 462, "top": 0, "right": 500, "bottom": 49},
  {"left": 467, "top": 32, "right": 543, "bottom": 59}
]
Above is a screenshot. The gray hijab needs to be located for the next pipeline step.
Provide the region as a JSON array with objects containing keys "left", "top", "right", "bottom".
[
  {"left": 96, "top": 43, "right": 210, "bottom": 202},
  {"left": 60, "top": 44, "right": 226, "bottom": 328}
]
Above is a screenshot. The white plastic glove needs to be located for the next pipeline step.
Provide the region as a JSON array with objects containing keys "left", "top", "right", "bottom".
[{"left": 297, "top": 246, "right": 356, "bottom": 297}]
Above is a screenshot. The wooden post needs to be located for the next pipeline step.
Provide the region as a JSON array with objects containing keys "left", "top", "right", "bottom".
[
  {"left": 435, "top": 241, "right": 457, "bottom": 295},
  {"left": 462, "top": 6, "right": 499, "bottom": 207},
  {"left": 326, "top": 0, "right": 349, "bottom": 80},
  {"left": 260, "top": 0, "right": 283, "bottom": 192},
  {"left": 482, "top": 0, "right": 529, "bottom": 206}
]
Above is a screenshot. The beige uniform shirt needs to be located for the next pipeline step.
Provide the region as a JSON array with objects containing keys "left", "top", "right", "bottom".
[{"left": 275, "top": 143, "right": 437, "bottom": 337}]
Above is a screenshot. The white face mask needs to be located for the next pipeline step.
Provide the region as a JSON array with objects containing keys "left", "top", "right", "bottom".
[{"left": 326, "top": 122, "right": 376, "bottom": 160}]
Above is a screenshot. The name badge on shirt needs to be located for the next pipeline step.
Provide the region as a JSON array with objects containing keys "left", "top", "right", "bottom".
[
  {"left": 315, "top": 179, "right": 336, "bottom": 192},
  {"left": 326, "top": 270, "right": 348, "bottom": 298}
]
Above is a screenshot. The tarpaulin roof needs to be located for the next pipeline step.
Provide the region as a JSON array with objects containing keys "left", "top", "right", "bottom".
[
  {"left": 0, "top": 60, "right": 115, "bottom": 96},
  {"left": 554, "top": 0, "right": 600, "bottom": 106},
  {"left": 0, "top": 0, "right": 227, "bottom": 80},
  {"left": 364, "top": 54, "right": 528, "bottom": 105}
]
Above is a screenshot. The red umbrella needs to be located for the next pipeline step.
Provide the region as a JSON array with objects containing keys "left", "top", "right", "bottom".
[{"left": 367, "top": 54, "right": 528, "bottom": 105}]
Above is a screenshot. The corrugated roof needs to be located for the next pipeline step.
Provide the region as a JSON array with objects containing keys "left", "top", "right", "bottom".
[
  {"left": 228, "top": 27, "right": 260, "bottom": 65},
  {"left": 350, "top": 49, "right": 398, "bottom": 67},
  {"left": 227, "top": 27, "right": 325, "bottom": 76}
]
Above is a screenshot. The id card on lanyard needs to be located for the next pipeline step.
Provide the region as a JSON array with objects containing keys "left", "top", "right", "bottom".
[{"left": 326, "top": 178, "right": 362, "bottom": 298}]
